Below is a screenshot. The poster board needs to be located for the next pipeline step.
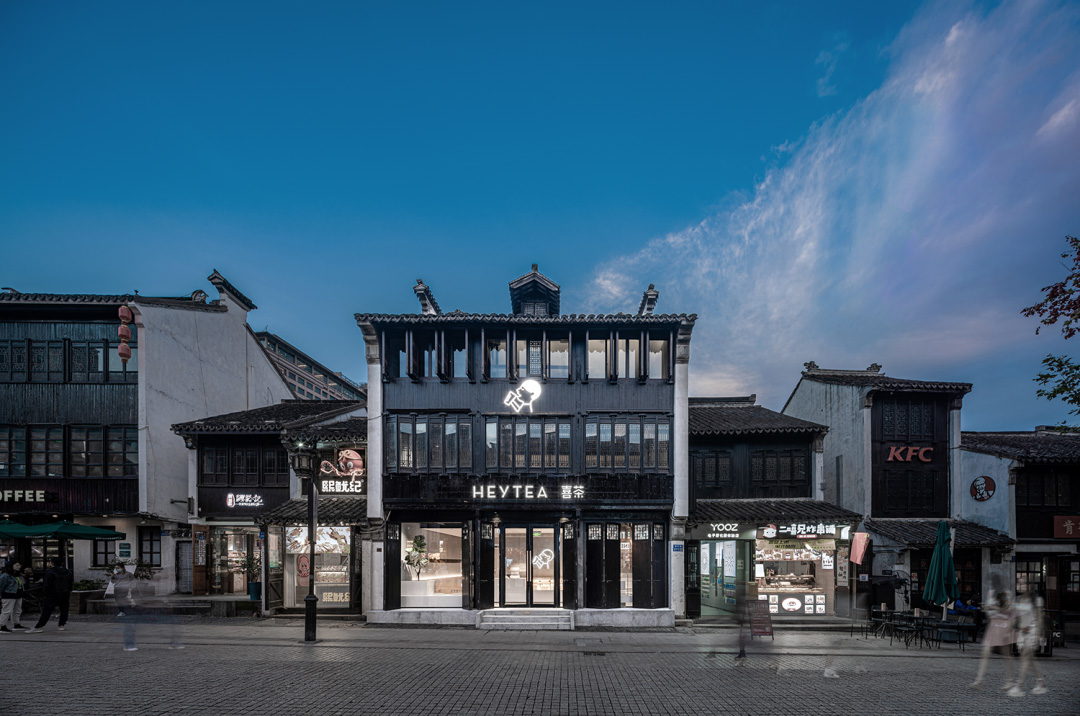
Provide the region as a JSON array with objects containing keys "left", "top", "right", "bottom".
[{"left": 748, "top": 599, "right": 774, "bottom": 639}]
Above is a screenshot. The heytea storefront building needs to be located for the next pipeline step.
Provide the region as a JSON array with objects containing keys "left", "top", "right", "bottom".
[{"left": 358, "top": 268, "right": 695, "bottom": 627}]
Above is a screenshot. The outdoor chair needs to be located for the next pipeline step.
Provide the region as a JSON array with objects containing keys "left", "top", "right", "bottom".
[
  {"left": 933, "top": 614, "right": 968, "bottom": 651},
  {"left": 891, "top": 614, "right": 918, "bottom": 648}
]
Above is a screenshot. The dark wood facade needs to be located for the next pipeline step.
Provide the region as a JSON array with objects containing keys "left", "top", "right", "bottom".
[
  {"left": 0, "top": 308, "right": 139, "bottom": 517},
  {"left": 690, "top": 436, "right": 813, "bottom": 502},
  {"left": 870, "top": 392, "right": 950, "bottom": 518}
]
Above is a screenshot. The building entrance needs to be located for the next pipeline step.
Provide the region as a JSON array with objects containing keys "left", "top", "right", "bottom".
[{"left": 495, "top": 525, "right": 558, "bottom": 607}]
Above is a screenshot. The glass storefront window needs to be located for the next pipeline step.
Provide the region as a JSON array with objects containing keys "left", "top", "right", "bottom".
[
  {"left": 400, "top": 523, "right": 463, "bottom": 607},
  {"left": 210, "top": 527, "right": 261, "bottom": 594},
  {"left": 284, "top": 526, "right": 351, "bottom": 607}
]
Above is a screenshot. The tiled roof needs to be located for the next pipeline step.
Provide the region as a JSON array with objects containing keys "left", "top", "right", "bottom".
[
  {"left": 801, "top": 368, "right": 971, "bottom": 394},
  {"left": 689, "top": 401, "right": 826, "bottom": 436},
  {"left": 689, "top": 498, "right": 862, "bottom": 526},
  {"left": 172, "top": 400, "right": 363, "bottom": 434},
  {"left": 258, "top": 496, "right": 368, "bottom": 525},
  {"left": 961, "top": 430, "right": 1080, "bottom": 463},
  {"left": 354, "top": 312, "right": 696, "bottom": 326},
  {"left": 285, "top": 417, "right": 368, "bottom": 443},
  {"left": 0, "top": 291, "right": 227, "bottom": 313},
  {"left": 208, "top": 269, "right": 257, "bottom": 311},
  {"left": 864, "top": 518, "right": 1014, "bottom": 549}
]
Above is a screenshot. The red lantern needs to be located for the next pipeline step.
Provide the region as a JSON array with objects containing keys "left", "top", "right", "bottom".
[
  {"left": 118, "top": 343, "right": 132, "bottom": 361},
  {"left": 118, "top": 306, "right": 134, "bottom": 322},
  {"left": 117, "top": 325, "right": 132, "bottom": 340}
]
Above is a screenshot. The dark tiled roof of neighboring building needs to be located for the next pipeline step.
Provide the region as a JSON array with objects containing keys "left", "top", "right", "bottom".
[
  {"left": 172, "top": 400, "right": 363, "bottom": 434},
  {"left": 961, "top": 430, "right": 1080, "bottom": 463},
  {"left": 207, "top": 269, "right": 257, "bottom": 311},
  {"left": 0, "top": 291, "right": 227, "bottom": 312},
  {"left": 258, "top": 497, "right": 368, "bottom": 525},
  {"left": 285, "top": 417, "right": 368, "bottom": 443},
  {"left": 354, "top": 312, "right": 696, "bottom": 325},
  {"left": 689, "top": 499, "right": 862, "bottom": 526},
  {"left": 800, "top": 368, "right": 971, "bottom": 394},
  {"left": 689, "top": 401, "right": 827, "bottom": 436},
  {"left": 864, "top": 518, "right": 1014, "bottom": 548}
]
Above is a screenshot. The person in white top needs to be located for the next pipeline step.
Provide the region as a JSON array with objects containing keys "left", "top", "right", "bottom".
[{"left": 1009, "top": 591, "right": 1049, "bottom": 697}]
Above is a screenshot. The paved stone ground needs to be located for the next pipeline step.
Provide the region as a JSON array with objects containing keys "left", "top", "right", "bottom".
[{"left": 2, "top": 616, "right": 1078, "bottom": 716}]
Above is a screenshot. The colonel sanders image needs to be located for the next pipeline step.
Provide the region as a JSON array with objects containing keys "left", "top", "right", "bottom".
[{"left": 970, "top": 475, "right": 995, "bottom": 502}]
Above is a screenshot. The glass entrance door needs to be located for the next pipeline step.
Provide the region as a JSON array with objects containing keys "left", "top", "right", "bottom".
[{"left": 497, "top": 525, "right": 558, "bottom": 607}]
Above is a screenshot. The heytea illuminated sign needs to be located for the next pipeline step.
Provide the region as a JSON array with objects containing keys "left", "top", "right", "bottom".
[
  {"left": 504, "top": 380, "right": 542, "bottom": 413},
  {"left": 470, "top": 484, "right": 586, "bottom": 500}
]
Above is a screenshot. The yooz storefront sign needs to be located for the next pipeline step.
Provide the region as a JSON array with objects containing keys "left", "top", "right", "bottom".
[
  {"left": 226, "top": 493, "right": 264, "bottom": 508},
  {"left": 706, "top": 523, "right": 741, "bottom": 539}
]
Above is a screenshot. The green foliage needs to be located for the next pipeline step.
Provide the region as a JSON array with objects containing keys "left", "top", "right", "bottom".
[
  {"left": 1023, "top": 235, "right": 1080, "bottom": 423},
  {"left": 233, "top": 551, "right": 263, "bottom": 581},
  {"left": 403, "top": 535, "right": 429, "bottom": 580},
  {"left": 71, "top": 578, "right": 106, "bottom": 591}
]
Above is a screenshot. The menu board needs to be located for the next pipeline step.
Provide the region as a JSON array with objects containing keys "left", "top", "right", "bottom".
[{"left": 748, "top": 600, "right": 774, "bottom": 639}]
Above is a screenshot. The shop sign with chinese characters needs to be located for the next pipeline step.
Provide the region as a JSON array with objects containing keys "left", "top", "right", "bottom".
[
  {"left": 757, "top": 523, "right": 838, "bottom": 539},
  {"left": 469, "top": 484, "right": 585, "bottom": 500},
  {"left": 1053, "top": 515, "right": 1080, "bottom": 539},
  {"left": 226, "top": 493, "right": 264, "bottom": 508}
]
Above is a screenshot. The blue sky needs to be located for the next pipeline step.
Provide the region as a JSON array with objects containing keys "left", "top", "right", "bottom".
[{"left": 2, "top": 0, "right": 1078, "bottom": 429}]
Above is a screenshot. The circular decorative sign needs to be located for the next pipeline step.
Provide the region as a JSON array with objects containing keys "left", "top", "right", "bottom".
[
  {"left": 970, "top": 476, "right": 996, "bottom": 502},
  {"left": 781, "top": 597, "right": 802, "bottom": 612}
]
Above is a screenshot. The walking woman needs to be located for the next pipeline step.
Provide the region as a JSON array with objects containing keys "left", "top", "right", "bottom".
[
  {"left": 1010, "top": 592, "right": 1049, "bottom": 696},
  {"left": 970, "top": 590, "right": 1016, "bottom": 690},
  {"left": 0, "top": 563, "right": 20, "bottom": 633}
]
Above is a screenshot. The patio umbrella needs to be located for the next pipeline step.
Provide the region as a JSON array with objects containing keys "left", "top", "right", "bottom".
[
  {"left": 0, "top": 520, "right": 43, "bottom": 539},
  {"left": 921, "top": 520, "right": 959, "bottom": 618},
  {"left": 18, "top": 521, "right": 126, "bottom": 541}
]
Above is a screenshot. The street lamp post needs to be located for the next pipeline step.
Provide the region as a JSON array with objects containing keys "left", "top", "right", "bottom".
[{"left": 305, "top": 472, "right": 319, "bottom": 642}]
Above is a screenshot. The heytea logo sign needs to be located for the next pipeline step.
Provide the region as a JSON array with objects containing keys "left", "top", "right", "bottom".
[{"left": 504, "top": 380, "right": 542, "bottom": 412}]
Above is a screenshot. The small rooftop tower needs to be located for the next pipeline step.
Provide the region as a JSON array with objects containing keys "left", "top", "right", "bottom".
[{"left": 508, "top": 264, "right": 560, "bottom": 316}]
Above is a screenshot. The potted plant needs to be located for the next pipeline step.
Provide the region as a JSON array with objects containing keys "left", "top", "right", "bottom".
[
  {"left": 234, "top": 551, "right": 263, "bottom": 600},
  {"left": 69, "top": 578, "right": 106, "bottom": 615},
  {"left": 403, "top": 535, "right": 429, "bottom": 580}
]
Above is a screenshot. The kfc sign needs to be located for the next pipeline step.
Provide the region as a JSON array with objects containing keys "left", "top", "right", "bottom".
[{"left": 886, "top": 446, "right": 934, "bottom": 462}]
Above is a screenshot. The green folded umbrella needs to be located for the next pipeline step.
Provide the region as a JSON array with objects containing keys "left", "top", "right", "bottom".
[{"left": 921, "top": 521, "right": 959, "bottom": 610}]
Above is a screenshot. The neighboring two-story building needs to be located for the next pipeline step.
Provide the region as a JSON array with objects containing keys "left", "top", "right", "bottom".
[
  {"left": 684, "top": 396, "right": 862, "bottom": 618},
  {"left": 356, "top": 268, "right": 695, "bottom": 627},
  {"left": 961, "top": 428, "right": 1080, "bottom": 614},
  {"left": 783, "top": 363, "right": 1013, "bottom": 608},
  {"left": 0, "top": 271, "right": 292, "bottom": 590}
]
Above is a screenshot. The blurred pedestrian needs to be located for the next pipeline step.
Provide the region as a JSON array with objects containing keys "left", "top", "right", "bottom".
[
  {"left": 107, "top": 565, "right": 131, "bottom": 617},
  {"left": 969, "top": 590, "right": 1015, "bottom": 690},
  {"left": 1009, "top": 592, "right": 1048, "bottom": 697},
  {"left": 0, "top": 562, "right": 20, "bottom": 633},
  {"left": 9, "top": 562, "right": 29, "bottom": 631},
  {"left": 26, "top": 557, "right": 74, "bottom": 633}
]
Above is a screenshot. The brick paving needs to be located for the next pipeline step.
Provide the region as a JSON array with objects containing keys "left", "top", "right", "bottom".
[{"left": 2, "top": 616, "right": 1078, "bottom": 716}]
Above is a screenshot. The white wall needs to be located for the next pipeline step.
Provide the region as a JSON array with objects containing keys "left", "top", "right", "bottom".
[
  {"left": 956, "top": 450, "right": 1015, "bottom": 538},
  {"left": 784, "top": 380, "right": 870, "bottom": 515}
]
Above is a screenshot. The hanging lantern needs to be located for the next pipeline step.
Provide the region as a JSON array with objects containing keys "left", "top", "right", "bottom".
[{"left": 117, "top": 305, "right": 133, "bottom": 366}]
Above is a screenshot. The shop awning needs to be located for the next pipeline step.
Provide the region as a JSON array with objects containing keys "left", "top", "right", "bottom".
[
  {"left": 688, "top": 498, "right": 863, "bottom": 527},
  {"left": 863, "top": 518, "right": 1014, "bottom": 549},
  {"left": 258, "top": 497, "right": 368, "bottom": 526}
]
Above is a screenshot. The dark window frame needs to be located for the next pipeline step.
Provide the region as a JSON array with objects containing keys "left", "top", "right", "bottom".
[{"left": 137, "top": 525, "right": 162, "bottom": 567}]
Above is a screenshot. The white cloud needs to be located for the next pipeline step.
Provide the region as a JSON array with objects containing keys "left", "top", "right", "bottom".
[
  {"left": 815, "top": 35, "right": 851, "bottom": 97},
  {"left": 587, "top": 0, "right": 1080, "bottom": 419}
]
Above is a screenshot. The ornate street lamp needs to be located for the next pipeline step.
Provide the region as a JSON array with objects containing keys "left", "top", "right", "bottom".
[{"left": 288, "top": 442, "right": 319, "bottom": 642}]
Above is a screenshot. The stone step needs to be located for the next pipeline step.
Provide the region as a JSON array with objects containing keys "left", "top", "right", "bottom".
[{"left": 478, "top": 610, "right": 574, "bottom": 631}]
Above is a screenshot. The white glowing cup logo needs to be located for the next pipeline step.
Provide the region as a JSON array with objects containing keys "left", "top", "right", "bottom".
[
  {"left": 782, "top": 598, "right": 802, "bottom": 612},
  {"left": 504, "top": 379, "right": 542, "bottom": 413},
  {"left": 532, "top": 548, "right": 555, "bottom": 570}
]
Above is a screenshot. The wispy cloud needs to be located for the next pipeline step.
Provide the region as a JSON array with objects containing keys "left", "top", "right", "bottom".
[
  {"left": 815, "top": 34, "right": 850, "bottom": 97},
  {"left": 587, "top": 0, "right": 1080, "bottom": 424}
]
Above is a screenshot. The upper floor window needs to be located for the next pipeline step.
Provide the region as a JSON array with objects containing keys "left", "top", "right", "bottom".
[
  {"left": 0, "top": 424, "right": 137, "bottom": 479},
  {"left": 516, "top": 339, "right": 543, "bottom": 379},
  {"left": 587, "top": 337, "right": 608, "bottom": 381},
  {"left": 616, "top": 336, "right": 640, "bottom": 381},
  {"left": 0, "top": 426, "right": 27, "bottom": 478},
  {"left": 1017, "top": 472, "right": 1073, "bottom": 508},
  {"left": 647, "top": 335, "right": 670, "bottom": 380},
  {"left": 548, "top": 335, "right": 569, "bottom": 379},
  {"left": 385, "top": 414, "right": 472, "bottom": 474},
  {"left": 1, "top": 337, "right": 137, "bottom": 384},
  {"left": 198, "top": 442, "right": 288, "bottom": 487},
  {"left": 485, "top": 335, "right": 507, "bottom": 379},
  {"left": 484, "top": 416, "right": 571, "bottom": 473},
  {"left": 693, "top": 450, "right": 733, "bottom": 489},
  {"left": 880, "top": 398, "right": 938, "bottom": 441},
  {"left": 584, "top": 416, "right": 670, "bottom": 473},
  {"left": 750, "top": 448, "right": 808, "bottom": 485}
]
